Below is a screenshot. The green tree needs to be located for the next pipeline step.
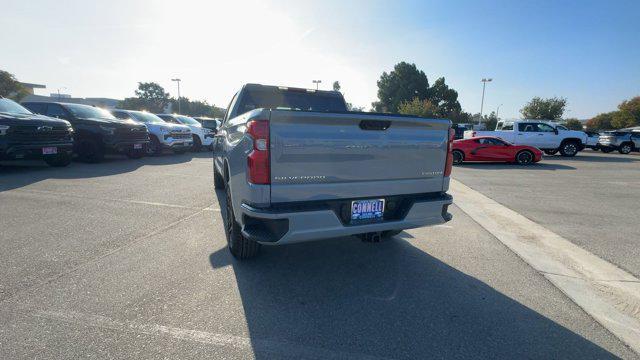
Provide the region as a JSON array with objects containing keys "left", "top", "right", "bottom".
[
  {"left": 428, "top": 77, "right": 461, "bottom": 117},
  {"left": 135, "top": 82, "right": 170, "bottom": 113},
  {"left": 346, "top": 103, "right": 364, "bottom": 112},
  {"left": 448, "top": 110, "right": 473, "bottom": 124},
  {"left": 611, "top": 111, "right": 636, "bottom": 129},
  {"left": 617, "top": 96, "right": 640, "bottom": 125},
  {"left": 169, "top": 97, "right": 225, "bottom": 117},
  {"left": 372, "top": 62, "right": 430, "bottom": 112},
  {"left": 0, "top": 70, "right": 29, "bottom": 101},
  {"left": 119, "top": 97, "right": 146, "bottom": 111},
  {"left": 398, "top": 97, "right": 438, "bottom": 118},
  {"left": 563, "top": 118, "right": 583, "bottom": 130},
  {"left": 119, "top": 82, "right": 170, "bottom": 113},
  {"left": 520, "top": 96, "right": 567, "bottom": 120},
  {"left": 586, "top": 112, "right": 615, "bottom": 130},
  {"left": 332, "top": 81, "right": 341, "bottom": 92},
  {"left": 483, "top": 111, "right": 498, "bottom": 130}
]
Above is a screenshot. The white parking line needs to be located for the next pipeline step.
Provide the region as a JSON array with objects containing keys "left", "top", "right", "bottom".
[
  {"left": 451, "top": 179, "right": 640, "bottom": 354},
  {"left": 12, "top": 188, "right": 220, "bottom": 211},
  {"left": 31, "top": 309, "right": 390, "bottom": 360}
]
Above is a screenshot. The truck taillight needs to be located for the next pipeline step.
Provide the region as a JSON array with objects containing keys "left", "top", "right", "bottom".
[
  {"left": 247, "top": 120, "right": 270, "bottom": 184},
  {"left": 444, "top": 128, "right": 454, "bottom": 177}
]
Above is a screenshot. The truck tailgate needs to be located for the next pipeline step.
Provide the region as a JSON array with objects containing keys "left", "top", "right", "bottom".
[{"left": 269, "top": 110, "right": 450, "bottom": 203}]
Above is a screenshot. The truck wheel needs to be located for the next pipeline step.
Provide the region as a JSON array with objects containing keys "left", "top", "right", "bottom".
[
  {"left": 452, "top": 150, "right": 464, "bottom": 165},
  {"left": 559, "top": 141, "right": 579, "bottom": 157},
  {"left": 191, "top": 135, "right": 202, "bottom": 152},
  {"left": 147, "top": 136, "right": 162, "bottom": 156},
  {"left": 618, "top": 142, "right": 633, "bottom": 154},
  {"left": 515, "top": 150, "right": 534, "bottom": 165},
  {"left": 44, "top": 153, "right": 72, "bottom": 167},
  {"left": 543, "top": 149, "right": 558, "bottom": 156},
  {"left": 213, "top": 166, "right": 225, "bottom": 189},
  {"left": 77, "top": 139, "right": 105, "bottom": 163},
  {"left": 224, "top": 183, "right": 260, "bottom": 259}
]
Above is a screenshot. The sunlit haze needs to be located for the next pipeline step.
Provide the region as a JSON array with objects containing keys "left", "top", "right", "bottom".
[{"left": 2, "top": 0, "right": 639, "bottom": 118}]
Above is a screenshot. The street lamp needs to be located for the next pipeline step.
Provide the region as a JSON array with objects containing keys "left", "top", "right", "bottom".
[
  {"left": 496, "top": 104, "right": 503, "bottom": 120},
  {"left": 312, "top": 80, "right": 321, "bottom": 90},
  {"left": 56, "top": 87, "right": 67, "bottom": 99},
  {"left": 479, "top": 78, "right": 492, "bottom": 125},
  {"left": 171, "top": 78, "right": 181, "bottom": 113}
]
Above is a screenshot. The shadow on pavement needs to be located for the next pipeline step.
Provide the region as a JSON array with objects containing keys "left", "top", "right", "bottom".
[
  {"left": 209, "top": 190, "right": 617, "bottom": 359},
  {"left": 0, "top": 152, "right": 201, "bottom": 192},
  {"left": 547, "top": 153, "right": 640, "bottom": 163},
  {"left": 456, "top": 162, "right": 575, "bottom": 171}
]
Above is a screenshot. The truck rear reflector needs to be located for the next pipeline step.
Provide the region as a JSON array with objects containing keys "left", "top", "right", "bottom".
[
  {"left": 444, "top": 128, "right": 454, "bottom": 177},
  {"left": 247, "top": 120, "right": 270, "bottom": 184}
]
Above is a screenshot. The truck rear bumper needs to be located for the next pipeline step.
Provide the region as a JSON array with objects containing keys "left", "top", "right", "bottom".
[{"left": 239, "top": 193, "right": 453, "bottom": 245}]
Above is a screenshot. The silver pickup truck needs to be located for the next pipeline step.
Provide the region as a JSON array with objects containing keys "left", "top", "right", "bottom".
[{"left": 213, "top": 84, "right": 453, "bottom": 259}]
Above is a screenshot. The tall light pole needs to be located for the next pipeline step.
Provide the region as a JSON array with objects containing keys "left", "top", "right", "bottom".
[
  {"left": 56, "top": 87, "right": 67, "bottom": 99},
  {"left": 171, "top": 78, "right": 181, "bottom": 113},
  {"left": 496, "top": 103, "right": 503, "bottom": 120},
  {"left": 312, "top": 80, "right": 321, "bottom": 90},
  {"left": 479, "top": 78, "right": 492, "bottom": 125}
]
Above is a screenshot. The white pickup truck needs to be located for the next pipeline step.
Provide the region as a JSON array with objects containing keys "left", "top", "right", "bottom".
[{"left": 464, "top": 120, "right": 589, "bottom": 156}]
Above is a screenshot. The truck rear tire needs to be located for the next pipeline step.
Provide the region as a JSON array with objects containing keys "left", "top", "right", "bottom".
[
  {"left": 224, "top": 183, "right": 260, "bottom": 259},
  {"left": 559, "top": 141, "right": 579, "bottom": 157},
  {"left": 213, "top": 166, "right": 225, "bottom": 189}
]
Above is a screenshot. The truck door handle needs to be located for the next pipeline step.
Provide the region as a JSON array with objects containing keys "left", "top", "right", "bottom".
[
  {"left": 537, "top": 134, "right": 544, "bottom": 136},
  {"left": 359, "top": 120, "right": 391, "bottom": 131}
]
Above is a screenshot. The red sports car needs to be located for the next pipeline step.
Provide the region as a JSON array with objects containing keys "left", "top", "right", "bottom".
[{"left": 452, "top": 136, "right": 542, "bottom": 165}]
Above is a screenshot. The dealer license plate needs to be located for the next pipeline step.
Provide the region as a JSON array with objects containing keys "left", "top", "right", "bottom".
[
  {"left": 133, "top": 143, "right": 143, "bottom": 149},
  {"left": 351, "top": 199, "right": 385, "bottom": 224},
  {"left": 42, "top": 147, "right": 58, "bottom": 155}
]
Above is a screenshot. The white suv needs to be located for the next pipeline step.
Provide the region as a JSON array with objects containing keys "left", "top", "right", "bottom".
[
  {"left": 464, "top": 120, "right": 589, "bottom": 156},
  {"left": 156, "top": 114, "right": 214, "bottom": 151},
  {"left": 112, "top": 110, "right": 193, "bottom": 155}
]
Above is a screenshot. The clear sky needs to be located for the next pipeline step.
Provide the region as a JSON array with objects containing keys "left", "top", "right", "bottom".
[{"left": 2, "top": 0, "right": 639, "bottom": 119}]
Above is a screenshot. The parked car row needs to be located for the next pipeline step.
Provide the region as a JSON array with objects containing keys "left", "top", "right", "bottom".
[
  {"left": 464, "top": 119, "right": 640, "bottom": 157},
  {"left": 0, "top": 97, "right": 218, "bottom": 167},
  {"left": 464, "top": 120, "right": 589, "bottom": 157},
  {"left": 598, "top": 130, "right": 640, "bottom": 154}
]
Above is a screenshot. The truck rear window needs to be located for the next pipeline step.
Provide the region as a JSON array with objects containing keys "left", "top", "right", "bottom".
[{"left": 237, "top": 88, "right": 347, "bottom": 115}]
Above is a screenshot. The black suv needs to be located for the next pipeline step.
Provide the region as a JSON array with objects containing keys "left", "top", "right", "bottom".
[
  {"left": 22, "top": 102, "right": 149, "bottom": 162},
  {"left": 0, "top": 97, "right": 74, "bottom": 167}
]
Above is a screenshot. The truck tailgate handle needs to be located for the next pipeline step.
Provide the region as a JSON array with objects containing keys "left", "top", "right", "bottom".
[{"left": 359, "top": 120, "right": 391, "bottom": 131}]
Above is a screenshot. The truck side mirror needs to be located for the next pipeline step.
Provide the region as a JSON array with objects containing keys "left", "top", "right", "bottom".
[{"left": 554, "top": 128, "right": 559, "bottom": 135}]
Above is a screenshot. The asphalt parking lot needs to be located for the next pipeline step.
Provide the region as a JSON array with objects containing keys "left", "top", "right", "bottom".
[
  {"left": 0, "top": 152, "right": 638, "bottom": 359},
  {"left": 454, "top": 150, "right": 640, "bottom": 277}
]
